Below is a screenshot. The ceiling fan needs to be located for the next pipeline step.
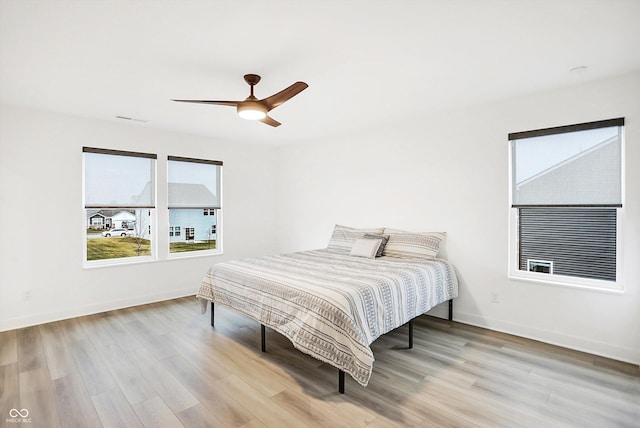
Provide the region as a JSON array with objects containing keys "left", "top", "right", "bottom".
[{"left": 172, "top": 74, "right": 308, "bottom": 127}]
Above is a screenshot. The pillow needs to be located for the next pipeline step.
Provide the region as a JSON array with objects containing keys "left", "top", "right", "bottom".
[
  {"left": 363, "top": 233, "right": 389, "bottom": 257},
  {"left": 382, "top": 228, "right": 445, "bottom": 259},
  {"left": 350, "top": 238, "right": 383, "bottom": 259},
  {"left": 327, "top": 224, "right": 384, "bottom": 252}
]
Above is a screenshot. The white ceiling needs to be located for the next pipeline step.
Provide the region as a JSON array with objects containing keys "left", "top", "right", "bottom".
[{"left": 1, "top": 0, "right": 639, "bottom": 145}]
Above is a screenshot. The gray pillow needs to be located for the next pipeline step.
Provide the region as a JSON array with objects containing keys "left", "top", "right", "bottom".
[{"left": 363, "top": 234, "right": 389, "bottom": 257}]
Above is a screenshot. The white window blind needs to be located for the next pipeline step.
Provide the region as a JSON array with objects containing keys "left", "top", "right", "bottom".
[
  {"left": 83, "top": 147, "right": 156, "bottom": 208},
  {"left": 168, "top": 156, "right": 222, "bottom": 209},
  {"left": 510, "top": 118, "right": 623, "bottom": 208}
]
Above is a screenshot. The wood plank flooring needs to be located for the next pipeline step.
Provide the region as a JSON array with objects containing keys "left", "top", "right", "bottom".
[{"left": 1, "top": 297, "right": 638, "bottom": 427}]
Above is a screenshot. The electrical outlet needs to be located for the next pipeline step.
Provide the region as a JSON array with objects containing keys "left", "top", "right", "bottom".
[
  {"left": 490, "top": 292, "right": 499, "bottom": 303},
  {"left": 23, "top": 290, "right": 32, "bottom": 301}
]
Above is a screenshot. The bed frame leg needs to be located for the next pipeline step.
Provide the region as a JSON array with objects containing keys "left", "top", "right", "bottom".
[
  {"left": 408, "top": 319, "right": 414, "bottom": 349},
  {"left": 261, "top": 324, "right": 266, "bottom": 352},
  {"left": 211, "top": 301, "right": 215, "bottom": 327},
  {"left": 338, "top": 370, "right": 345, "bottom": 394},
  {"left": 448, "top": 299, "right": 453, "bottom": 321}
]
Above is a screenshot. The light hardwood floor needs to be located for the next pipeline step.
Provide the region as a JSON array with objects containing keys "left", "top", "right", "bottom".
[{"left": 1, "top": 297, "right": 638, "bottom": 427}]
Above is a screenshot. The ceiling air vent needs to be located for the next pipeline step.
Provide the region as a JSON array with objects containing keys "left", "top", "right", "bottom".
[{"left": 115, "top": 115, "right": 148, "bottom": 123}]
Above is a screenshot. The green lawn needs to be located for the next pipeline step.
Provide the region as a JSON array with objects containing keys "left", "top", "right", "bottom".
[
  {"left": 170, "top": 241, "right": 217, "bottom": 253},
  {"left": 87, "top": 237, "right": 151, "bottom": 260},
  {"left": 87, "top": 237, "right": 216, "bottom": 260}
]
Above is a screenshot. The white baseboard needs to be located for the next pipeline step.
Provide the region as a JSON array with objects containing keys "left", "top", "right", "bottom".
[
  {"left": 0, "top": 287, "right": 197, "bottom": 332},
  {"left": 452, "top": 310, "right": 639, "bottom": 366}
]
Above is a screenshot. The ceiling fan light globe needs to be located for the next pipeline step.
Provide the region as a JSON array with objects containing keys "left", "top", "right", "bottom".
[
  {"left": 237, "top": 103, "right": 267, "bottom": 120},
  {"left": 238, "top": 109, "right": 267, "bottom": 120}
]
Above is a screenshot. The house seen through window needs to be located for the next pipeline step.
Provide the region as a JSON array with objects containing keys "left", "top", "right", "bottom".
[
  {"left": 83, "top": 149, "right": 223, "bottom": 264},
  {"left": 83, "top": 147, "right": 156, "bottom": 263},
  {"left": 168, "top": 156, "right": 222, "bottom": 254}
]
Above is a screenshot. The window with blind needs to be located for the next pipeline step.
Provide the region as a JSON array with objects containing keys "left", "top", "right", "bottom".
[
  {"left": 83, "top": 147, "right": 156, "bottom": 263},
  {"left": 168, "top": 156, "right": 222, "bottom": 255},
  {"left": 508, "top": 118, "right": 624, "bottom": 289}
]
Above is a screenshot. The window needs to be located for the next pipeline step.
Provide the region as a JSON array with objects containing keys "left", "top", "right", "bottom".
[
  {"left": 168, "top": 156, "right": 222, "bottom": 254},
  {"left": 83, "top": 147, "right": 156, "bottom": 263},
  {"left": 508, "top": 118, "right": 624, "bottom": 290},
  {"left": 185, "top": 227, "right": 195, "bottom": 240}
]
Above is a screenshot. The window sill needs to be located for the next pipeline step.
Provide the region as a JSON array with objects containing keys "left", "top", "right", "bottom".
[
  {"left": 508, "top": 270, "right": 624, "bottom": 294},
  {"left": 83, "top": 250, "right": 224, "bottom": 268},
  {"left": 83, "top": 255, "right": 157, "bottom": 269}
]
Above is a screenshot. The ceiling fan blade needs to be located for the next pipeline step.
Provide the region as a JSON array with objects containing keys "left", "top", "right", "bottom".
[
  {"left": 261, "top": 82, "right": 308, "bottom": 111},
  {"left": 260, "top": 115, "right": 281, "bottom": 127},
  {"left": 172, "top": 99, "right": 240, "bottom": 107}
]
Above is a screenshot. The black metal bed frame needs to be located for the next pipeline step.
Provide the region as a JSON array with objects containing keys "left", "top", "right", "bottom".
[{"left": 210, "top": 299, "right": 454, "bottom": 394}]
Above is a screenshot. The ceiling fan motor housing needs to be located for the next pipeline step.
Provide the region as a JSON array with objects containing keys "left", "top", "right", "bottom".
[{"left": 244, "top": 74, "right": 261, "bottom": 86}]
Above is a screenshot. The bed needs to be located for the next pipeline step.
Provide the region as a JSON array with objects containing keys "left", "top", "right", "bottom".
[{"left": 196, "top": 225, "right": 459, "bottom": 392}]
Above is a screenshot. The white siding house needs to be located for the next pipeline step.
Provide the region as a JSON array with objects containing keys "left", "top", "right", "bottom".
[
  {"left": 111, "top": 210, "right": 136, "bottom": 229},
  {"left": 168, "top": 183, "right": 218, "bottom": 243},
  {"left": 169, "top": 208, "right": 217, "bottom": 243}
]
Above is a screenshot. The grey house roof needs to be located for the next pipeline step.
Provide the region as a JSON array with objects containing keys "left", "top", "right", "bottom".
[
  {"left": 86, "top": 209, "right": 135, "bottom": 218},
  {"left": 515, "top": 136, "right": 620, "bottom": 206},
  {"left": 132, "top": 182, "right": 219, "bottom": 208},
  {"left": 168, "top": 183, "right": 219, "bottom": 208}
]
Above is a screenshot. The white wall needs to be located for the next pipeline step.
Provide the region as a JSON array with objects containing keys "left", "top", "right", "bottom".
[
  {"left": 0, "top": 105, "right": 280, "bottom": 331},
  {"left": 276, "top": 71, "right": 640, "bottom": 365}
]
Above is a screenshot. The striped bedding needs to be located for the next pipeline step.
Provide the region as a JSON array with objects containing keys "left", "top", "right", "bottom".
[{"left": 196, "top": 248, "right": 458, "bottom": 386}]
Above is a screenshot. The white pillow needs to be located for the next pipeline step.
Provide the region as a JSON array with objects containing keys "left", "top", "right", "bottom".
[
  {"left": 327, "top": 224, "right": 384, "bottom": 252},
  {"left": 363, "top": 233, "right": 389, "bottom": 257},
  {"left": 350, "top": 238, "right": 383, "bottom": 259},
  {"left": 382, "top": 228, "right": 445, "bottom": 259}
]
